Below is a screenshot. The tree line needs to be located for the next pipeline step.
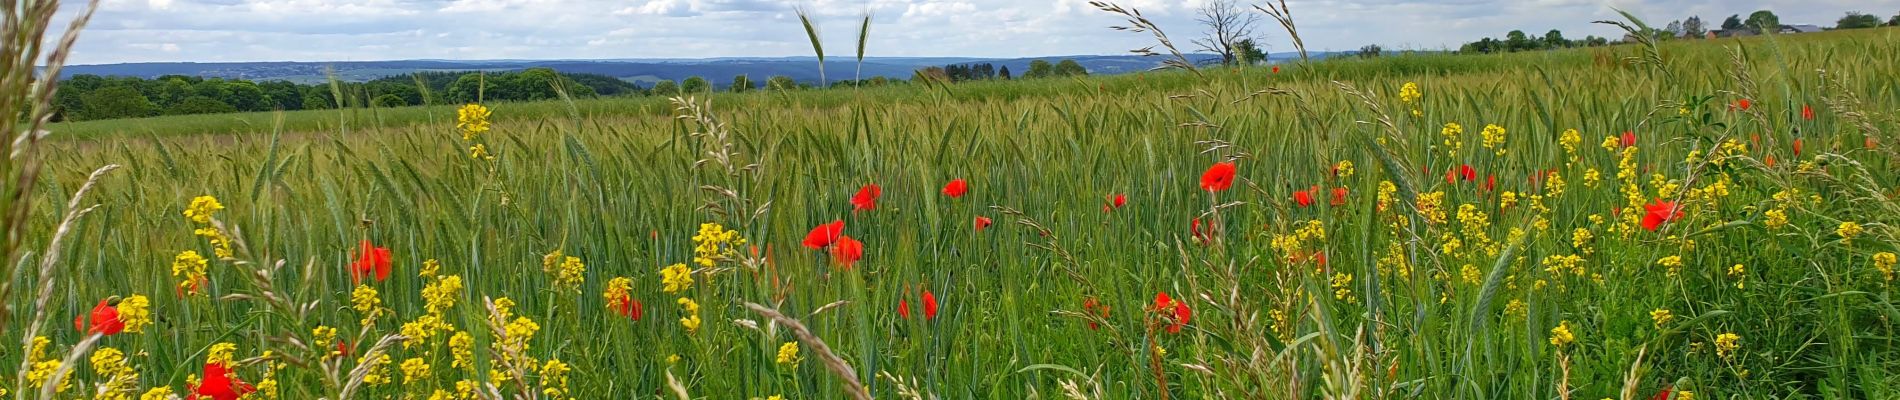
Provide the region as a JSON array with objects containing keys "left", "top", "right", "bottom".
[
  {"left": 1452, "top": 10, "right": 1898, "bottom": 55},
  {"left": 52, "top": 68, "right": 644, "bottom": 122}
]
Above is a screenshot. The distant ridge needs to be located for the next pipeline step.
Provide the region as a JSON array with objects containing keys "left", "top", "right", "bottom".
[{"left": 55, "top": 54, "right": 1325, "bottom": 85}]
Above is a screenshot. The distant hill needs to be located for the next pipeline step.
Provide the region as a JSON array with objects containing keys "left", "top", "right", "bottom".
[{"left": 54, "top": 54, "right": 1325, "bottom": 85}]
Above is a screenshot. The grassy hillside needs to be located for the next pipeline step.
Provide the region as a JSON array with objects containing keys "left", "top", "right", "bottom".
[{"left": 14, "top": 25, "right": 1900, "bottom": 399}]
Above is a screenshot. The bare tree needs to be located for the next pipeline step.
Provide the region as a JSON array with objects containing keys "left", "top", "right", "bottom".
[{"left": 1191, "top": 0, "right": 1259, "bottom": 66}]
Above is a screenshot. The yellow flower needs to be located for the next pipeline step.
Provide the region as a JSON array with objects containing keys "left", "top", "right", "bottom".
[
  {"left": 542, "top": 252, "right": 586, "bottom": 292},
  {"left": 502, "top": 317, "right": 541, "bottom": 352},
  {"left": 1460, "top": 264, "right": 1481, "bottom": 285},
  {"left": 401, "top": 315, "right": 449, "bottom": 348},
  {"left": 449, "top": 331, "right": 475, "bottom": 370},
  {"left": 1714, "top": 332, "right": 1741, "bottom": 359},
  {"left": 207, "top": 342, "right": 238, "bottom": 366},
  {"left": 604, "top": 276, "right": 634, "bottom": 311},
  {"left": 423, "top": 275, "right": 464, "bottom": 317},
  {"left": 420, "top": 259, "right": 441, "bottom": 277},
  {"left": 540, "top": 359, "right": 571, "bottom": 399},
  {"left": 1600, "top": 135, "right": 1620, "bottom": 152},
  {"left": 456, "top": 104, "right": 492, "bottom": 140},
  {"left": 1329, "top": 272, "right": 1354, "bottom": 302},
  {"left": 140, "top": 387, "right": 175, "bottom": 400},
  {"left": 1650, "top": 308, "right": 1674, "bottom": 328},
  {"left": 1657, "top": 255, "right": 1683, "bottom": 276},
  {"left": 172, "top": 250, "right": 209, "bottom": 295},
  {"left": 1504, "top": 299, "right": 1526, "bottom": 317},
  {"left": 400, "top": 357, "right": 432, "bottom": 384},
  {"left": 678, "top": 297, "right": 703, "bottom": 333},
  {"left": 1676, "top": 390, "right": 1695, "bottom": 400},
  {"left": 775, "top": 342, "right": 801, "bottom": 367},
  {"left": 667, "top": 354, "right": 681, "bottom": 364},
  {"left": 692, "top": 222, "right": 745, "bottom": 268},
  {"left": 351, "top": 284, "right": 384, "bottom": 326},
  {"left": 1570, "top": 228, "right": 1593, "bottom": 254},
  {"left": 116, "top": 295, "right": 152, "bottom": 333},
  {"left": 184, "top": 195, "right": 224, "bottom": 224},
  {"left": 468, "top": 144, "right": 492, "bottom": 160},
  {"left": 1559, "top": 128, "right": 1581, "bottom": 155},
  {"left": 1875, "top": 252, "right": 1897, "bottom": 281},
  {"left": 1837, "top": 221, "right": 1864, "bottom": 239},
  {"left": 660, "top": 263, "right": 694, "bottom": 294},
  {"left": 1549, "top": 320, "right": 1575, "bottom": 348},
  {"left": 360, "top": 353, "right": 392, "bottom": 386},
  {"left": 1333, "top": 160, "right": 1355, "bottom": 178},
  {"left": 1440, "top": 122, "right": 1464, "bottom": 154},
  {"left": 89, "top": 346, "right": 129, "bottom": 377},
  {"left": 194, "top": 226, "right": 234, "bottom": 258},
  {"left": 1763, "top": 208, "right": 1788, "bottom": 228},
  {"left": 1480, "top": 124, "right": 1507, "bottom": 155},
  {"left": 1398, "top": 82, "right": 1421, "bottom": 103}
]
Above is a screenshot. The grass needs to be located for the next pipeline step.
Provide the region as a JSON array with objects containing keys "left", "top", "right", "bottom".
[{"left": 10, "top": 24, "right": 1900, "bottom": 399}]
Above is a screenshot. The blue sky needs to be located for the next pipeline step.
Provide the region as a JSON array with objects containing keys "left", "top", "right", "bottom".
[{"left": 59, "top": 0, "right": 1900, "bottom": 64}]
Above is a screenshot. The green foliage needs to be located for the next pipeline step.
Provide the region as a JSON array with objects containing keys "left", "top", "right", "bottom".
[
  {"left": 1746, "top": 10, "right": 1781, "bottom": 33},
  {"left": 1024, "top": 59, "right": 1053, "bottom": 78},
  {"left": 75, "top": 85, "right": 158, "bottom": 120},
  {"left": 681, "top": 76, "right": 709, "bottom": 94},
  {"left": 165, "top": 96, "right": 236, "bottom": 115},
  {"left": 1836, "top": 12, "right": 1883, "bottom": 29},
  {"left": 651, "top": 80, "right": 680, "bottom": 96},
  {"left": 371, "top": 94, "right": 408, "bottom": 108},
  {"left": 765, "top": 76, "right": 797, "bottom": 91},
  {"left": 730, "top": 74, "right": 753, "bottom": 93},
  {"left": 1052, "top": 59, "right": 1088, "bottom": 77}
]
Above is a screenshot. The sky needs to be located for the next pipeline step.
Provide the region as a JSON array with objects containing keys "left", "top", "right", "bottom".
[{"left": 56, "top": 0, "right": 1900, "bottom": 65}]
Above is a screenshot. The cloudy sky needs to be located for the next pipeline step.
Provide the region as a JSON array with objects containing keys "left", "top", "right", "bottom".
[{"left": 57, "top": 0, "right": 1900, "bottom": 65}]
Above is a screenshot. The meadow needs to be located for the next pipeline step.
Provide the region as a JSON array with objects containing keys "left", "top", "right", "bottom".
[{"left": 6, "top": 17, "right": 1900, "bottom": 400}]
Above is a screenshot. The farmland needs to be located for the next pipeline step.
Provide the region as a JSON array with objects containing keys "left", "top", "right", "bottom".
[{"left": 8, "top": 17, "right": 1900, "bottom": 400}]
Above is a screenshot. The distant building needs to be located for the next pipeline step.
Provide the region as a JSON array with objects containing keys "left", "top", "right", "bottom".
[{"left": 1780, "top": 24, "right": 1824, "bottom": 34}]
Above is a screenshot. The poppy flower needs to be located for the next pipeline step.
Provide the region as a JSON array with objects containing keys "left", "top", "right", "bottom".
[
  {"left": 941, "top": 179, "right": 968, "bottom": 198},
  {"left": 1314, "top": 252, "right": 1329, "bottom": 267},
  {"left": 1793, "top": 139, "right": 1804, "bottom": 156},
  {"left": 1104, "top": 193, "right": 1127, "bottom": 212},
  {"left": 1621, "top": 131, "right": 1637, "bottom": 148},
  {"left": 898, "top": 298, "right": 912, "bottom": 319},
  {"left": 1640, "top": 199, "right": 1682, "bottom": 231},
  {"left": 1869, "top": 137, "right": 1878, "bottom": 149},
  {"left": 1200, "top": 162, "right": 1236, "bottom": 192},
  {"left": 1736, "top": 98, "right": 1752, "bottom": 111},
  {"left": 830, "top": 235, "right": 864, "bottom": 267},
  {"left": 349, "top": 240, "right": 392, "bottom": 284},
  {"left": 74, "top": 299, "right": 124, "bottom": 336},
  {"left": 851, "top": 184, "right": 881, "bottom": 211},
  {"left": 1649, "top": 385, "right": 1673, "bottom": 400},
  {"left": 1190, "top": 218, "right": 1214, "bottom": 244},
  {"left": 1482, "top": 174, "right": 1496, "bottom": 192},
  {"left": 1272, "top": 66, "right": 1280, "bottom": 73},
  {"left": 1083, "top": 297, "right": 1109, "bottom": 330},
  {"left": 1152, "top": 292, "right": 1191, "bottom": 334},
  {"left": 802, "top": 220, "right": 845, "bottom": 249},
  {"left": 921, "top": 290, "right": 939, "bottom": 320},
  {"left": 1765, "top": 155, "right": 1776, "bottom": 168},
  {"left": 974, "top": 216, "right": 993, "bottom": 231},
  {"left": 336, "top": 341, "right": 351, "bottom": 358},
  {"left": 615, "top": 296, "right": 643, "bottom": 321},
  {"left": 1460, "top": 165, "right": 1477, "bottom": 182},
  {"left": 190, "top": 362, "right": 256, "bottom": 400},
  {"left": 1802, "top": 105, "right": 1815, "bottom": 121},
  {"left": 1330, "top": 187, "right": 1349, "bottom": 206},
  {"left": 1293, "top": 188, "right": 1315, "bottom": 208}
]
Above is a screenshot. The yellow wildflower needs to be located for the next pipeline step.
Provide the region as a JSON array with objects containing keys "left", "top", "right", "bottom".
[
  {"left": 1875, "top": 252, "right": 1897, "bottom": 281},
  {"left": 1480, "top": 124, "right": 1507, "bottom": 155},
  {"left": 116, "top": 295, "right": 152, "bottom": 333},
  {"left": 542, "top": 252, "right": 586, "bottom": 292},
  {"left": 776, "top": 342, "right": 800, "bottom": 367},
  {"left": 449, "top": 331, "right": 475, "bottom": 370},
  {"left": 1657, "top": 255, "right": 1683, "bottom": 277},
  {"left": 1837, "top": 221, "right": 1864, "bottom": 239},
  {"left": 1440, "top": 122, "right": 1464, "bottom": 154},
  {"left": 540, "top": 359, "right": 570, "bottom": 399},
  {"left": 423, "top": 275, "right": 463, "bottom": 317},
  {"left": 1559, "top": 128, "right": 1581, "bottom": 155},
  {"left": 1549, "top": 320, "right": 1575, "bottom": 348},
  {"left": 140, "top": 387, "right": 174, "bottom": 400},
  {"left": 456, "top": 104, "right": 491, "bottom": 140},
  {"left": 207, "top": 342, "right": 238, "bottom": 366},
  {"left": 1763, "top": 208, "right": 1788, "bottom": 228},
  {"left": 1714, "top": 332, "right": 1741, "bottom": 359},
  {"left": 400, "top": 357, "right": 432, "bottom": 384},
  {"left": 184, "top": 195, "right": 223, "bottom": 224},
  {"left": 360, "top": 353, "right": 392, "bottom": 386},
  {"left": 172, "top": 250, "right": 209, "bottom": 295},
  {"left": 1333, "top": 160, "right": 1355, "bottom": 178},
  {"left": 351, "top": 284, "right": 384, "bottom": 326},
  {"left": 604, "top": 277, "right": 635, "bottom": 311},
  {"left": 420, "top": 259, "right": 441, "bottom": 277},
  {"left": 1650, "top": 308, "right": 1674, "bottom": 328},
  {"left": 660, "top": 263, "right": 694, "bottom": 294}
]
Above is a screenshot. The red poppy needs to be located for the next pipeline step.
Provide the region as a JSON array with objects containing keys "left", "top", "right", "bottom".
[
  {"left": 1109, "top": 193, "right": 1127, "bottom": 209},
  {"left": 1621, "top": 131, "right": 1637, "bottom": 148},
  {"left": 1869, "top": 137, "right": 1879, "bottom": 149},
  {"left": 1445, "top": 169, "right": 1456, "bottom": 184},
  {"left": 336, "top": 341, "right": 351, "bottom": 358},
  {"left": 1314, "top": 252, "right": 1329, "bottom": 267},
  {"left": 1272, "top": 66, "right": 1280, "bottom": 73},
  {"left": 1330, "top": 187, "right": 1348, "bottom": 206},
  {"left": 942, "top": 179, "right": 968, "bottom": 198},
  {"left": 974, "top": 216, "right": 992, "bottom": 231},
  {"left": 1190, "top": 218, "right": 1214, "bottom": 244},
  {"left": 349, "top": 240, "right": 392, "bottom": 284},
  {"left": 1765, "top": 155, "right": 1776, "bottom": 168},
  {"left": 1200, "top": 162, "right": 1236, "bottom": 192},
  {"left": 615, "top": 295, "right": 643, "bottom": 321},
  {"left": 74, "top": 299, "right": 124, "bottom": 336},
  {"left": 1649, "top": 385, "right": 1673, "bottom": 400},
  {"left": 921, "top": 290, "right": 939, "bottom": 320},
  {"left": 802, "top": 220, "right": 845, "bottom": 249},
  {"left": 1460, "top": 165, "right": 1477, "bottom": 182},
  {"left": 1152, "top": 292, "right": 1191, "bottom": 334},
  {"left": 1482, "top": 174, "right": 1496, "bottom": 192},
  {"left": 1640, "top": 199, "right": 1682, "bottom": 231},
  {"left": 1083, "top": 297, "right": 1109, "bottom": 330},
  {"left": 1793, "top": 138, "right": 1804, "bottom": 156},
  {"left": 1736, "top": 98, "right": 1752, "bottom": 111},
  {"left": 1802, "top": 105, "right": 1815, "bottom": 121},
  {"left": 831, "top": 235, "right": 864, "bottom": 267},
  {"left": 851, "top": 184, "right": 882, "bottom": 211},
  {"left": 190, "top": 362, "right": 256, "bottom": 400},
  {"left": 898, "top": 298, "right": 912, "bottom": 319},
  {"left": 1293, "top": 188, "right": 1315, "bottom": 208}
]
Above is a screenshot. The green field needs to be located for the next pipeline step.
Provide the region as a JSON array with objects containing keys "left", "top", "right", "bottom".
[{"left": 10, "top": 22, "right": 1900, "bottom": 399}]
